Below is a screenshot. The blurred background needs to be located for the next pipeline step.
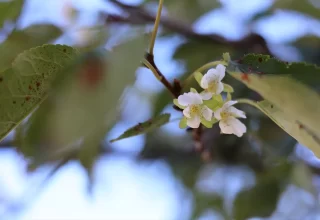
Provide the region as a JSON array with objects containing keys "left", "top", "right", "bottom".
[{"left": 0, "top": 0, "right": 320, "bottom": 219}]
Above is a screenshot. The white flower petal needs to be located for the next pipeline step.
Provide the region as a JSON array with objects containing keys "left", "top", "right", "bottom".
[
  {"left": 200, "top": 74, "right": 210, "bottom": 89},
  {"left": 223, "top": 100, "right": 237, "bottom": 109},
  {"left": 216, "top": 64, "right": 226, "bottom": 81},
  {"left": 189, "top": 92, "right": 203, "bottom": 105},
  {"left": 201, "top": 106, "right": 213, "bottom": 121},
  {"left": 200, "top": 91, "right": 212, "bottom": 100},
  {"left": 214, "top": 107, "right": 222, "bottom": 120},
  {"left": 219, "top": 117, "right": 246, "bottom": 137},
  {"left": 228, "top": 106, "right": 246, "bottom": 118},
  {"left": 187, "top": 115, "right": 201, "bottom": 128},
  {"left": 183, "top": 106, "right": 191, "bottom": 118},
  {"left": 178, "top": 93, "right": 192, "bottom": 106},
  {"left": 215, "top": 82, "right": 224, "bottom": 95}
]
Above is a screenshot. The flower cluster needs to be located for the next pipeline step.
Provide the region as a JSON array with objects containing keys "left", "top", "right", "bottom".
[{"left": 174, "top": 64, "right": 247, "bottom": 137}]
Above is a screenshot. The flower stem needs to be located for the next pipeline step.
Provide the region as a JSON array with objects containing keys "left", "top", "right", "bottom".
[
  {"left": 149, "top": 0, "right": 163, "bottom": 55},
  {"left": 142, "top": 58, "right": 178, "bottom": 97},
  {"left": 182, "top": 60, "right": 228, "bottom": 89}
]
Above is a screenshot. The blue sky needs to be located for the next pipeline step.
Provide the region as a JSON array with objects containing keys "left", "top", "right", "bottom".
[{"left": 1, "top": 0, "right": 320, "bottom": 219}]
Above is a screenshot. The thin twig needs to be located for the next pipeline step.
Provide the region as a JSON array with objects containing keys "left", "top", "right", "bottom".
[{"left": 149, "top": 0, "right": 163, "bottom": 55}]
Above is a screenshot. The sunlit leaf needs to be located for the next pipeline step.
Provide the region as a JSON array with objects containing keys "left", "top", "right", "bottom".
[
  {"left": 227, "top": 60, "right": 320, "bottom": 157},
  {"left": 256, "top": 100, "right": 320, "bottom": 157},
  {"left": 110, "top": 113, "right": 171, "bottom": 142}
]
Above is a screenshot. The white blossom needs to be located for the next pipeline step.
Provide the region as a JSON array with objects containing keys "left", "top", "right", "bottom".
[
  {"left": 177, "top": 92, "right": 213, "bottom": 128},
  {"left": 200, "top": 64, "right": 226, "bottom": 100},
  {"left": 214, "top": 100, "right": 246, "bottom": 137}
]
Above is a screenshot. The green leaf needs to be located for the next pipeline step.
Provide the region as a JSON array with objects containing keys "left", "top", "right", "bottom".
[
  {"left": 200, "top": 117, "right": 213, "bottom": 128},
  {"left": 17, "top": 35, "right": 147, "bottom": 167},
  {"left": 257, "top": 100, "right": 320, "bottom": 157},
  {"left": 194, "top": 71, "right": 203, "bottom": 85},
  {"left": 190, "top": 87, "right": 198, "bottom": 93},
  {"left": 173, "top": 39, "right": 233, "bottom": 72},
  {"left": 233, "top": 163, "right": 291, "bottom": 220},
  {"left": 0, "top": 24, "right": 63, "bottom": 72},
  {"left": 226, "top": 92, "right": 232, "bottom": 101},
  {"left": 153, "top": 89, "right": 172, "bottom": 116},
  {"left": 227, "top": 61, "right": 320, "bottom": 156},
  {"left": 203, "top": 95, "right": 223, "bottom": 111},
  {"left": 0, "top": 44, "right": 78, "bottom": 142},
  {"left": 43, "top": 35, "right": 147, "bottom": 147},
  {"left": 233, "top": 178, "right": 281, "bottom": 220},
  {"left": 192, "top": 193, "right": 223, "bottom": 219},
  {"left": 0, "top": 0, "right": 24, "bottom": 28},
  {"left": 223, "top": 83, "right": 234, "bottom": 93},
  {"left": 238, "top": 53, "right": 320, "bottom": 89},
  {"left": 110, "top": 113, "right": 171, "bottom": 142},
  {"left": 179, "top": 117, "right": 187, "bottom": 129}
]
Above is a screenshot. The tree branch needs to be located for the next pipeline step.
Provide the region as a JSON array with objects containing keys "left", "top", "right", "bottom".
[{"left": 106, "top": 0, "right": 273, "bottom": 56}]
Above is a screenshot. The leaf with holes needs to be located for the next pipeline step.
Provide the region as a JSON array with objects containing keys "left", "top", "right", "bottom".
[
  {"left": 110, "top": 113, "right": 171, "bottom": 142},
  {"left": 0, "top": 44, "right": 78, "bottom": 142},
  {"left": 227, "top": 60, "right": 320, "bottom": 156}
]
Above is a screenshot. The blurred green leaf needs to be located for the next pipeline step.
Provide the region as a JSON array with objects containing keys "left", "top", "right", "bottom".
[
  {"left": 110, "top": 113, "right": 171, "bottom": 142},
  {"left": 0, "top": 44, "right": 77, "bottom": 142},
  {"left": 192, "top": 193, "right": 223, "bottom": 219},
  {"left": 272, "top": 0, "right": 320, "bottom": 20},
  {"left": 233, "top": 178, "right": 280, "bottom": 220},
  {"left": 233, "top": 163, "right": 291, "bottom": 220},
  {"left": 0, "top": 0, "right": 24, "bottom": 28},
  {"left": 173, "top": 40, "right": 232, "bottom": 72},
  {"left": 256, "top": 100, "right": 320, "bottom": 157},
  {"left": 153, "top": 89, "right": 172, "bottom": 116},
  {"left": 35, "top": 35, "right": 147, "bottom": 147},
  {"left": 18, "top": 35, "right": 147, "bottom": 169},
  {"left": 227, "top": 59, "right": 320, "bottom": 157},
  {"left": 0, "top": 24, "right": 63, "bottom": 72}
]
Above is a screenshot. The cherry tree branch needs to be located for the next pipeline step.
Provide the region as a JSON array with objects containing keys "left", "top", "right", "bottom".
[{"left": 106, "top": 0, "right": 273, "bottom": 56}]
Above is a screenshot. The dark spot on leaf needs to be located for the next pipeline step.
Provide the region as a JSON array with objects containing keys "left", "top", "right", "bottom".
[
  {"left": 0, "top": 77, "right": 3, "bottom": 82},
  {"left": 25, "top": 96, "right": 30, "bottom": 101},
  {"left": 13, "top": 101, "right": 16, "bottom": 104},
  {"left": 36, "top": 82, "right": 41, "bottom": 87},
  {"left": 299, "top": 124, "right": 304, "bottom": 129},
  {"left": 241, "top": 73, "right": 250, "bottom": 82},
  {"left": 28, "top": 85, "right": 32, "bottom": 90},
  {"left": 63, "top": 49, "right": 67, "bottom": 52},
  {"left": 271, "top": 105, "right": 273, "bottom": 108},
  {"left": 258, "top": 57, "right": 262, "bottom": 62}
]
